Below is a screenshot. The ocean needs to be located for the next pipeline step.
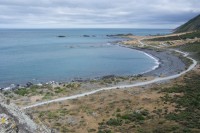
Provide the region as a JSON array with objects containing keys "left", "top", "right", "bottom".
[{"left": 0, "top": 29, "right": 171, "bottom": 87}]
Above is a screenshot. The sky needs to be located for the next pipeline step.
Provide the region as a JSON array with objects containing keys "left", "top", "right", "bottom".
[{"left": 0, "top": 0, "right": 200, "bottom": 29}]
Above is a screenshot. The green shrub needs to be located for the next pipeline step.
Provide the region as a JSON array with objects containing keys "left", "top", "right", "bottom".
[
  {"left": 120, "top": 110, "right": 149, "bottom": 122},
  {"left": 116, "top": 108, "right": 121, "bottom": 112},
  {"left": 88, "top": 128, "right": 96, "bottom": 132},
  {"left": 106, "top": 118, "right": 123, "bottom": 126},
  {"left": 15, "top": 88, "right": 29, "bottom": 96}
]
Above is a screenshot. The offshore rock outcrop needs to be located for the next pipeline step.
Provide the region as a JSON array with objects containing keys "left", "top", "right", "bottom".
[
  {"left": 83, "top": 35, "right": 90, "bottom": 37},
  {"left": 57, "top": 35, "right": 66, "bottom": 38}
]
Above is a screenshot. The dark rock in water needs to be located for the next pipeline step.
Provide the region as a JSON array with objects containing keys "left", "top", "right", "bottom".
[
  {"left": 57, "top": 35, "right": 66, "bottom": 38},
  {"left": 26, "top": 82, "right": 33, "bottom": 87},
  {"left": 126, "top": 33, "right": 134, "bottom": 36},
  {"left": 74, "top": 78, "right": 84, "bottom": 82},
  {"left": 102, "top": 75, "right": 116, "bottom": 79},
  {"left": 14, "top": 84, "right": 21, "bottom": 89},
  {"left": 16, "top": 84, "right": 20, "bottom": 87},
  {"left": 137, "top": 74, "right": 143, "bottom": 77},
  {"left": 106, "top": 35, "right": 113, "bottom": 37},
  {"left": 83, "top": 35, "right": 90, "bottom": 37},
  {"left": 74, "top": 79, "right": 83, "bottom": 82},
  {"left": 92, "top": 35, "right": 96, "bottom": 37},
  {"left": 107, "top": 33, "right": 133, "bottom": 37}
]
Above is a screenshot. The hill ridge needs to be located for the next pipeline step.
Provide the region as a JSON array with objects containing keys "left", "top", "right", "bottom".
[{"left": 175, "top": 14, "right": 200, "bottom": 33}]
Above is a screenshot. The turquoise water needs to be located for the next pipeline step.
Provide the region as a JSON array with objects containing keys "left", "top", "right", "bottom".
[{"left": 0, "top": 29, "right": 171, "bottom": 87}]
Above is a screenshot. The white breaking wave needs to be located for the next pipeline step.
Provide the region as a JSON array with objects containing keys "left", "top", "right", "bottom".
[{"left": 139, "top": 51, "right": 160, "bottom": 73}]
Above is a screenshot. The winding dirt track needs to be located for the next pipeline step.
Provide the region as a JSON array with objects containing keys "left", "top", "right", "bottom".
[{"left": 22, "top": 41, "right": 197, "bottom": 110}]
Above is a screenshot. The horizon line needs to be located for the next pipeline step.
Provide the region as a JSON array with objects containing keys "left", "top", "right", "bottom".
[{"left": 0, "top": 27, "right": 173, "bottom": 30}]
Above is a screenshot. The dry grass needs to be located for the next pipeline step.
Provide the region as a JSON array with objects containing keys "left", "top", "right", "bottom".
[{"left": 28, "top": 73, "right": 187, "bottom": 132}]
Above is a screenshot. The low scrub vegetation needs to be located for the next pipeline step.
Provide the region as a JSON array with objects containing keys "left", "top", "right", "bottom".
[
  {"left": 98, "top": 109, "right": 149, "bottom": 132},
  {"left": 161, "top": 72, "right": 200, "bottom": 130}
]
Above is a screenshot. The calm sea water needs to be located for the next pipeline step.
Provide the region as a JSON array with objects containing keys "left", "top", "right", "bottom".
[{"left": 0, "top": 29, "right": 171, "bottom": 87}]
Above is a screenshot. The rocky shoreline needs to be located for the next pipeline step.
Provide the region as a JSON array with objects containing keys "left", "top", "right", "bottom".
[{"left": 1, "top": 36, "right": 188, "bottom": 92}]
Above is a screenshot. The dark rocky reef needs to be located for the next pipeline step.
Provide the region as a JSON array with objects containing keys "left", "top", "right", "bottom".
[
  {"left": 26, "top": 82, "right": 33, "bottom": 87},
  {"left": 101, "top": 75, "right": 116, "bottom": 80},
  {"left": 57, "top": 35, "right": 66, "bottom": 38},
  {"left": 106, "top": 33, "right": 133, "bottom": 37},
  {"left": 83, "top": 35, "right": 90, "bottom": 37}
]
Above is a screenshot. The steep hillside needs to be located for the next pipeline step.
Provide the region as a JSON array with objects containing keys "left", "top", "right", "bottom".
[{"left": 175, "top": 14, "right": 200, "bottom": 33}]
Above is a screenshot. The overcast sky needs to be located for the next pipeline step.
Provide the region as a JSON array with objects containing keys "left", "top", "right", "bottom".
[{"left": 0, "top": 0, "right": 199, "bottom": 29}]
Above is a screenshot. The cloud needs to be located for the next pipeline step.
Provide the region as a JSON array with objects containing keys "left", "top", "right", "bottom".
[{"left": 0, "top": 0, "right": 199, "bottom": 28}]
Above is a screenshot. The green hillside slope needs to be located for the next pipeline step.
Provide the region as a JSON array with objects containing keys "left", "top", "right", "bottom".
[{"left": 175, "top": 14, "right": 200, "bottom": 33}]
